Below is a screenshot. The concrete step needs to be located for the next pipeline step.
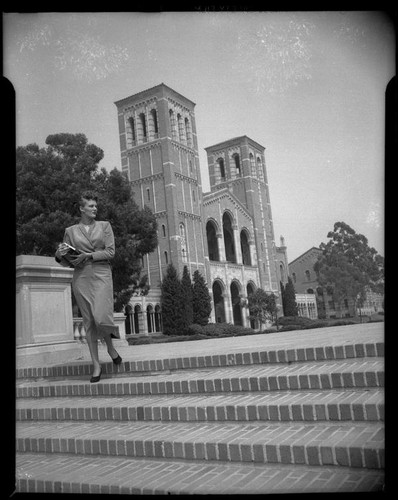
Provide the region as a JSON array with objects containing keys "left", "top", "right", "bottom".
[
  {"left": 16, "top": 387, "right": 384, "bottom": 423},
  {"left": 16, "top": 419, "right": 384, "bottom": 469},
  {"left": 16, "top": 339, "right": 384, "bottom": 381},
  {"left": 16, "top": 358, "right": 384, "bottom": 398},
  {"left": 15, "top": 452, "right": 384, "bottom": 494}
]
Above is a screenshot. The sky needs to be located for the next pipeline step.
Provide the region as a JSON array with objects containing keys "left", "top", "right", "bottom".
[{"left": 3, "top": 11, "right": 394, "bottom": 262}]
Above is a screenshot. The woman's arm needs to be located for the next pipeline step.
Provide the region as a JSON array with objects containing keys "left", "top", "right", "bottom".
[{"left": 91, "top": 221, "right": 115, "bottom": 262}]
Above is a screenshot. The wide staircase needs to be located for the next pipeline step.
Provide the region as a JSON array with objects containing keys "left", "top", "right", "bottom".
[{"left": 15, "top": 327, "right": 385, "bottom": 494}]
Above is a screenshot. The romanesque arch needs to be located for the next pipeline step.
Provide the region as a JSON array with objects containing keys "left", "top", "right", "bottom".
[
  {"left": 222, "top": 211, "right": 236, "bottom": 263},
  {"left": 230, "top": 280, "right": 242, "bottom": 326},
  {"left": 240, "top": 229, "right": 251, "bottom": 266},
  {"left": 212, "top": 280, "right": 226, "bottom": 323},
  {"left": 246, "top": 281, "right": 256, "bottom": 329},
  {"left": 206, "top": 220, "right": 220, "bottom": 262}
]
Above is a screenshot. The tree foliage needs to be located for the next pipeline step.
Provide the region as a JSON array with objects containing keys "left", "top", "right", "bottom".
[
  {"left": 314, "top": 222, "right": 384, "bottom": 313},
  {"left": 248, "top": 288, "right": 278, "bottom": 330},
  {"left": 181, "top": 266, "right": 194, "bottom": 327},
  {"left": 160, "top": 264, "right": 187, "bottom": 336},
  {"left": 281, "top": 277, "right": 298, "bottom": 316},
  {"left": 16, "top": 133, "right": 158, "bottom": 311},
  {"left": 192, "top": 270, "right": 212, "bottom": 326}
]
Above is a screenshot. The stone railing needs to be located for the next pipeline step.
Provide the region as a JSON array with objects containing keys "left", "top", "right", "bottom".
[{"left": 72, "top": 313, "right": 126, "bottom": 342}]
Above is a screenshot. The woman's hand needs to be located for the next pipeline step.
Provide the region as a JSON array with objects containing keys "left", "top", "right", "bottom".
[
  {"left": 57, "top": 243, "right": 71, "bottom": 256},
  {"left": 70, "top": 252, "right": 92, "bottom": 267}
]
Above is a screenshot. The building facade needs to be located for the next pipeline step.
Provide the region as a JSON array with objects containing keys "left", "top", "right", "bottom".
[
  {"left": 289, "top": 247, "right": 384, "bottom": 319},
  {"left": 114, "top": 84, "right": 288, "bottom": 333}
]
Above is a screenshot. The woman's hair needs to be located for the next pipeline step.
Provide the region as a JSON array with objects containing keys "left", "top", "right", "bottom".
[{"left": 78, "top": 191, "right": 98, "bottom": 208}]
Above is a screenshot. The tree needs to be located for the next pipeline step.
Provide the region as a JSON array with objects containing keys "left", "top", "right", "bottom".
[
  {"left": 314, "top": 222, "right": 384, "bottom": 316},
  {"left": 192, "top": 270, "right": 212, "bottom": 326},
  {"left": 160, "top": 264, "right": 186, "bottom": 335},
  {"left": 181, "top": 266, "right": 193, "bottom": 327},
  {"left": 247, "top": 288, "right": 278, "bottom": 331},
  {"left": 16, "top": 133, "right": 158, "bottom": 311},
  {"left": 281, "top": 277, "right": 298, "bottom": 316}
]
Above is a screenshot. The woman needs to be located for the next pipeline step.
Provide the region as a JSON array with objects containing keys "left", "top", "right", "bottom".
[{"left": 55, "top": 191, "right": 122, "bottom": 383}]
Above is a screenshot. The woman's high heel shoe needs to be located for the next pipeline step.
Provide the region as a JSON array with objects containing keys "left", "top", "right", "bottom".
[
  {"left": 112, "top": 354, "right": 122, "bottom": 365},
  {"left": 90, "top": 368, "right": 102, "bottom": 383}
]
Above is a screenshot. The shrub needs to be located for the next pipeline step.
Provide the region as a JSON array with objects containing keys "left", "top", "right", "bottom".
[
  {"left": 278, "top": 316, "right": 314, "bottom": 327},
  {"left": 303, "top": 320, "right": 330, "bottom": 329},
  {"left": 279, "top": 325, "right": 304, "bottom": 332},
  {"left": 329, "top": 319, "right": 357, "bottom": 326},
  {"left": 185, "top": 322, "right": 255, "bottom": 338}
]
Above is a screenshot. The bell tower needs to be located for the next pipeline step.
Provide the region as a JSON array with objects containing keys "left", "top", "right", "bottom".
[
  {"left": 205, "top": 136, "right": 279, "bottom": 292},
  {"left": 114, "top": 84, "right": 209, "bottom": 287}
]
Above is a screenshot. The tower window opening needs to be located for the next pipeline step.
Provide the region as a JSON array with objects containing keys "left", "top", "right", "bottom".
[
  {"left": 150, "top": 109, "right": 158, "bottom": 134},
  {"left": 185, "top": 117, "right": 193, "bottom": 147},
  {"left": 169, "top": 109, "right": 178, "bottom": 140},
  {"left": 128, "top": 117, "right": 136, "bottom": 143},
  {"left": 139, "top": 113, "right": 147, "bottom": 139},
  {"left": 218, "top": 158, "right": 225, "bottom": 181},
  {"left": 233, "top": 153, "right": 241, "bottom": 176}
]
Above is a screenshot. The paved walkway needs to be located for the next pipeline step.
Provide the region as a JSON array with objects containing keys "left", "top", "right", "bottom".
[{"left": 19, "top": 322, "right": 383, "bottom": 369}]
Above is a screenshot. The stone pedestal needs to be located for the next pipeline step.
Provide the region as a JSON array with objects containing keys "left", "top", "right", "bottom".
[{"left": 16, "top": 255, "right": 83, "bottom": 367}]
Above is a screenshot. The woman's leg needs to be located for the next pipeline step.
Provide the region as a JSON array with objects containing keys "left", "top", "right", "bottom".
[
  {"left": 85, "top": 324, "right": 101, "bottom": 376},
  {"left": 103, "top": 334, "right": 119, "bottom": 359}
]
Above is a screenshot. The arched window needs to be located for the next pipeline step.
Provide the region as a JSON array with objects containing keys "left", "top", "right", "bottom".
[
  {"left": 307, "top": 288, "right": 314, "bottom": 294},
  {"left": 292, "top": 272, "right": 297, "bottom": 283},
  {"left": 150, "top": 108, "right": 158, "bottom": 137},
  {"left": 212, "top": 281, "right": 225, "bottom": 323},
  {"left": 233, "top": 153, "right": 241, "bottom": 176},
  {"left": 133, "top": 305, "right": 141, "bottom": 334},
  {"left": 125, "top": 304, "right": 133, "bottom": 335},
  {"left": 185, "top": 117, "right": 192, "bottom": 147},
  {"left": 177, "top": 113, "right": 185, "bottom": 143},
  {"left": 249, "top": 153, "right": 256, "bottom": 177},
  {"left": 223, "top": 212, "right": 236, "bottom": 263},
  {"left": 164, "top": 251, "right": 168, "bottom": 264},
  {"left": 147, "top": 305, "right": 154, "bottom": 333},
  {"left": 206, "top": 220, "right": 219, "bottom": 261},
  {"left": 128, "top": 117, "right": 136, "bottom": 145},
  {"left": 217, "top": 158, "right": 225, "bottom": 181},
  {"left": 240, "top": 230, "right": 251, "bottom": 266},
  {"left": 230, "top": 281, "right": 242, "bottom": 326},
  {"left": 169, "top": 109, "right": 178, "bottom": 140},
  {"left": 154, "top": 305, "right": 162, "bottom": 332},
  {"left": 246, "top": 282, "right": 256, "bottom": 329},
  {"left": 305, "top": 270, "right": 311, "bottom": 281},
  {"left": 139, "top": 113, "right": 147, "bottom": 141},
  {"left": 162, "top": 224, "right": 166, "bottom": 237}
]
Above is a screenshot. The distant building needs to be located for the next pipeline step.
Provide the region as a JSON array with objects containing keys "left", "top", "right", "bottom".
[
  {"left": 114, "top": 83, "right": 289, "bottom": 334},
  {"left": 289, "top": 247, "right": 384, "bottom": 319}
]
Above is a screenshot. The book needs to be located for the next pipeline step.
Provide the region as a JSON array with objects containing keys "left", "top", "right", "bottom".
[{"left": 61, "top": 243, "right": 82, "bottom": 267}]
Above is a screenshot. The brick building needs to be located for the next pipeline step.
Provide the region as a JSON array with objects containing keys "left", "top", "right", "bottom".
[
  {"left": 114, "top": 84, "right": 288, "bottom": 334},
  {"left": 289, "top": 247, "right": 384, "bottom": 319}
]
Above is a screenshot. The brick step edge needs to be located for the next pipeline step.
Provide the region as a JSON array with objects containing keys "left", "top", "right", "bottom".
[
  {"left": 16, "top": 342, "right": 384, "bottom": 380},
  {"left": 16, "top": 437, "right": 384, "bottom": 469},
  {"left": 15, "top": 453, "right": 385, "bottom": 494},
  {"left": 16, "top": 370, "right": 384, "bottom": 398},
  {"left": 16, "top": 401, "right": 385, "bottom": 423}
]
